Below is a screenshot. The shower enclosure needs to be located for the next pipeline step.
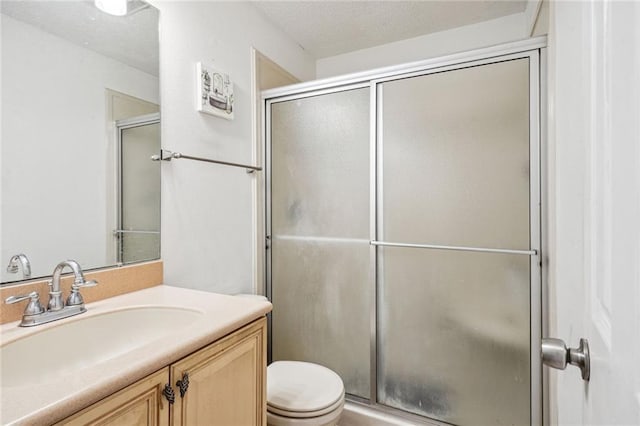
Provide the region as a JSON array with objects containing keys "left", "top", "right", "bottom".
[{"left": 265, "top": 39, "right": 544, "bottom": 426}]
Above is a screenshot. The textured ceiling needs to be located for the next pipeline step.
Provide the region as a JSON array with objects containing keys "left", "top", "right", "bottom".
[
  {"left": 1, "top": 0, "right": 159, "bottom": 76},
  {"left": 1, "top": 1, "right": 527, "bottom": 74},
  {"left": 252, "top": 1, "right": 528, "bottom": 58}
]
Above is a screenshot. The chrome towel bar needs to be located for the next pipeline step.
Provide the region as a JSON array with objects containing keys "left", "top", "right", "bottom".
[
  {"left": 151, "top": 149, "right": 262, "bottom": 173},
  {"left": 370, "top": 240, "right": 537, "bottom": 256}
]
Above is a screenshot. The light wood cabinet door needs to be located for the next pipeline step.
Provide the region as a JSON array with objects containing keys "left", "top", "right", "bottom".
[
  {"left": 57, "top": 368, "right": 170, "bottom": 426},
  {"left": 170, "top": 318, "right": 267, "bottom": 426}
]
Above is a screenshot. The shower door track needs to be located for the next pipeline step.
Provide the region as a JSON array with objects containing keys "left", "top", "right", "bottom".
[{"left": 264, "top": 36, "right": 547, "bottom": 426}]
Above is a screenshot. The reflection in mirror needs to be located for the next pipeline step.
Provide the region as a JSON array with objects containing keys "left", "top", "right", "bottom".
[
  {"left": 0, "top": 1, "right": 160, "bottom": 284},
  {"left": 117, "top": 113, "right": 161, "bottom": 263}
]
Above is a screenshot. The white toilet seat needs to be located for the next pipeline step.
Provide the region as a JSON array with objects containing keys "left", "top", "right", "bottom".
[
  {"left": 267, "top": 361, "right": 344, "bottom": 412},
  {"left": 267, "top": 361, "right": 345, "bottom": 426}
]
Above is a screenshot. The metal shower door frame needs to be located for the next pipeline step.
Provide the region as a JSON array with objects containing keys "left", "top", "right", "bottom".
[
  {"left": 115, "top": 112, "right": 161, "bottom": 264},
  {"left": 264, "top": 37, "right": 546, "bottom": 425}
]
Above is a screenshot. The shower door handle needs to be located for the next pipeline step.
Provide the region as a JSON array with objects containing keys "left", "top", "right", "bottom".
[{"left": 541, "top": 338, "right": 590, "bottom": 381}]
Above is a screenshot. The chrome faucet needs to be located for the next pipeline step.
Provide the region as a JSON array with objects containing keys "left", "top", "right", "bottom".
[
  {"left": 4, "top": 259, "right": 98, "bottom": 327},
  {"left": 49, "top": 260, "right": 97, "bottom": 311},
  {"left": 6, "top": 254, "right": 32, "bottom": 279}
]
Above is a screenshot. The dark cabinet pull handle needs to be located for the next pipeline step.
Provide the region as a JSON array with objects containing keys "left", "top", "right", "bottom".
[
  {"left": 177, "top": 372, "right": 190, "bottom": 398},
  {"left": 163, "top": 383, "right": 175, "bottom": 404}
]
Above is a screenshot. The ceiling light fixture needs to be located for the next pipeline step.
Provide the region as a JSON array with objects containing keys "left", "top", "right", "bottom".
[{"left": 94, "top": 0, "right": 127, "bottom": 16}]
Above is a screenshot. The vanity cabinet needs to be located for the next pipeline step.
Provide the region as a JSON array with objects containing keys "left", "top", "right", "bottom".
[
  {"left": 171, "top": 317, "right": 266, "bottom": 425},
  {"left": 58, "top": 368, "right": 170, "bottom": 426},
  {"left": 57, "top": 318, "right": 266, "bottom": 426}
]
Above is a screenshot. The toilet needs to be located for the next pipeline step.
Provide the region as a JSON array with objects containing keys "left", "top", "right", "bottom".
[{"left": 236, "top": 294, "right": 345, "bottom": 426}]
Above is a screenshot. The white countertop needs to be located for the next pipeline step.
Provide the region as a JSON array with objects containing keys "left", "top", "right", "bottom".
[{"left": 0, "top": 285, "right": 272, "bottom": 425}]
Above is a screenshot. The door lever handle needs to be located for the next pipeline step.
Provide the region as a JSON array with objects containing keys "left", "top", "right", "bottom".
[{"left": 542, "top": 338, "right": 590, "bottom": 381}]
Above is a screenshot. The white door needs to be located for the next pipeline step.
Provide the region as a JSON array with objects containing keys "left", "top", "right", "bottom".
[{"left": 550, "top": 1, "right": 640, "bottom": 424}]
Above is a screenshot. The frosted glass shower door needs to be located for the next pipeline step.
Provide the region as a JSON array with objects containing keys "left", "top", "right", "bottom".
[
  {"left": 377, "top": 58, "right": 534, "bottom": 425},
  {"left": 118, "top": 119, "right": 161, "bottom": 264},
  {"left": 269, "top": 88, "right": 371, "bottom": 398}
]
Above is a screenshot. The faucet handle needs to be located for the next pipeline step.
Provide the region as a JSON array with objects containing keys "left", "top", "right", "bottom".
[
  {"left": 5, "top": 291, "right": 37, "bottom": 304},
  {"left": 67, "top": 279, "right": 98, "bottom": 306},
  {"left": 73, "top": 279, "right": 98, "bottom": 289},
  {"left": 5, "top": 291, "right": 45, "bottom": 315}
]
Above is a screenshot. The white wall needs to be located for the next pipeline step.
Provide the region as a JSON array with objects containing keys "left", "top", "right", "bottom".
[
  {"left": 153, "top": 1, "right": 315, "bottom": 294},
  {"left": 0, "top": 14, "right": 159, "bottom": 282},
  {"left": 316, "top": 13, "right": 527, "bottom": 78}
]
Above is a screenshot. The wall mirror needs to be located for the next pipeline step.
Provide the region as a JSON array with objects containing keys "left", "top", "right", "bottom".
[{"left": 1, "top": 0, "right": 161, "bottom": 284}]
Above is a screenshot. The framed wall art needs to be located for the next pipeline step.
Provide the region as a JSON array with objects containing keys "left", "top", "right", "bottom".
[{"left": 196, "top": 62, "right": 234, "bottom": 120}]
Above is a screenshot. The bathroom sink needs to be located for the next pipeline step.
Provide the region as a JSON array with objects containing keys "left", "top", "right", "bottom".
[{"left": 0, "top": 306, "right": 202, "bottom": 388}]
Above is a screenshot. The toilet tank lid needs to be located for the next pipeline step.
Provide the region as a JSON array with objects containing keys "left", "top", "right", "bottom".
[{"left": 267, "top": 361, "right": 345, "bottom": 413}]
